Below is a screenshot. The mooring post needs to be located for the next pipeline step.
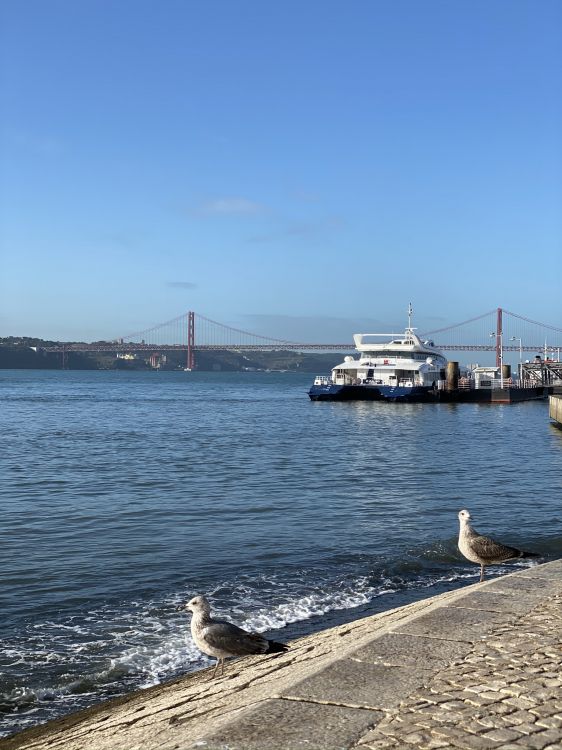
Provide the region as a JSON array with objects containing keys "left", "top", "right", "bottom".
[{"left": 446, "top": 361, "right": 459, "bottom": 390}]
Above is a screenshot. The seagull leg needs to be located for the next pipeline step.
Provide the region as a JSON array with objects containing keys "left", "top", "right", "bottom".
[
  {"left": 480, "top": 564, "right": 485, "bottom": 582},
  {"left": 221, "top": 658, "right": 225, "bottom": 677},
  {"left": 212, "top": 658, "right": 220, "bottom": 678}
]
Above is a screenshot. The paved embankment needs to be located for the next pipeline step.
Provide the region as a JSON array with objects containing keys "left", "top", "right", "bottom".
[{"left": 2, "top": 560, "right": 562, "bottom": 750}]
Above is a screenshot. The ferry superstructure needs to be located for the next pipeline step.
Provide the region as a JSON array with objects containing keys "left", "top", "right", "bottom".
[{"left": 309, "top": 308, "right": 448, "bottom": 402}]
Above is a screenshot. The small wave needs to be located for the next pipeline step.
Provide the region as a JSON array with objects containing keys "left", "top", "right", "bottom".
[
  {"left": 33, "top": 622, "right": 91, "bottom": 635},
  {"left": 233, "top": 578, "right": 384, "bottom": 632}
]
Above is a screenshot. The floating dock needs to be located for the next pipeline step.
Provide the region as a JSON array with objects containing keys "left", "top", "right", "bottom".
[{"left": 427, "top": 385, "right": 548, "bottom": 404}]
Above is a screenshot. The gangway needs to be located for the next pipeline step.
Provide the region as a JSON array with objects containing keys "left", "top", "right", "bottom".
[{"left": 520, "top": 360, "right": 562, "bottom": 387}]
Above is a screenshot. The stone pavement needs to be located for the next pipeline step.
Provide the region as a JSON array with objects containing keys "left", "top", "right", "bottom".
[
  {"left": 352, "top": 575, "right": 562, "bottom": 750},
  {"left": 2, "top": 560, "right": 562, "bottom": 750}
]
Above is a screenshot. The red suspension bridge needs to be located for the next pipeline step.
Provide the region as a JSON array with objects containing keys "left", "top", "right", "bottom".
[{"left": 41, "top": 308, "right": 562, "bottom": 370}]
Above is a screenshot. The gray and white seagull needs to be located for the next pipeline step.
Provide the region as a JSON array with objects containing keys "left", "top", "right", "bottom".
[
  {"left": 182, "top": 595, "right": 289, "bottom": 677},
  {"left": 457, "top": 509, "right": 539, "bottom": 582}
]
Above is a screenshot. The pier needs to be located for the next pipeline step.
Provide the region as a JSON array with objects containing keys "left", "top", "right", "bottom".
[{"left": 3, "top": 560, "right": 561, "bottom": 750}]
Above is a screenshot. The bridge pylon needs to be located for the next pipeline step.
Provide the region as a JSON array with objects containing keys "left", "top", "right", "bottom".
[{"left": 187, "top": 311, "right": 195, "bottom": 370}]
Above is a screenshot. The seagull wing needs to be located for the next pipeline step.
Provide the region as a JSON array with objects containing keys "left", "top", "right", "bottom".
[
  {"left": 469, "top": 533, "right": 523, "bottom": 563},
  {"left": 202, "top": 622, "right": 269, "bottom": 656}
]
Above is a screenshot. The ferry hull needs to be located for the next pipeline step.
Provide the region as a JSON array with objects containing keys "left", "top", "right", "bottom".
[
  {"left": 308, "top": 385, "right": 548, "bottom": 404},
  {"left": 308, "top": 384, "right": 434, "bottom": 402}
]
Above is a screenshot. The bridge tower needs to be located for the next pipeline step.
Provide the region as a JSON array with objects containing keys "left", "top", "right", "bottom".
[
  {"left": 496, "top": 307, "right": 503, "bottom": 368},
  {"left": 187, "top": 311, "right": 195, "bottom": 370}
]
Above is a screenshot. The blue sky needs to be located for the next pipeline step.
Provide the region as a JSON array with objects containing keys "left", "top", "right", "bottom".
[{"left": 1, "top": 0, "right": 561, "bottom": 342}]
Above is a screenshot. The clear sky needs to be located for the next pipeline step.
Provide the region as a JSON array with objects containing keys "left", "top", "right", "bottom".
[{"left": 1, "top": 0, "right": 561, "bottom": 342}]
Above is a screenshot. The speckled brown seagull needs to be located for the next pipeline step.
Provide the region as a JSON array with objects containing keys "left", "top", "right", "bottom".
[
  {"left": 183, "top": 595, "right": 289, "bottom": 677},
  {"left": 457, "top": 509, "right": 539, "bottom": 582}
]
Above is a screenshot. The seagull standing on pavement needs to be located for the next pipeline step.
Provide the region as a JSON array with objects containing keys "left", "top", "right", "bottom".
[
  {"left": 457, "top": 509, "right": 539, "bottom": 582},
  {"left": 183, "top": 595, "right": 289, "bottom": 677}
]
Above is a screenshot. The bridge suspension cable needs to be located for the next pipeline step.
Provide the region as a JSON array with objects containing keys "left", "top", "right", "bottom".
[
  {"left": 421, "top": 309, "right": 497, "bottom": 336},
  {"left": 120, "top": 312, "right": 189, "bottom": 343},
  {"left": 503, "top": 309, "right": 562, "bottom": 334},
  {"left": 195, "top": 314, "right": 298, "bottom": 345}
]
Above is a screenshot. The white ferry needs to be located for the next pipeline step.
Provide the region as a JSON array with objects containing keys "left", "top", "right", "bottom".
[{"left": 309, "top": 306, "right": 448, "bottom": 402}]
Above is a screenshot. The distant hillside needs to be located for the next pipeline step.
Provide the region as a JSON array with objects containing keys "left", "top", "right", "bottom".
[{"left": 0, "top": 338, "right": 344, "bottom": 373}]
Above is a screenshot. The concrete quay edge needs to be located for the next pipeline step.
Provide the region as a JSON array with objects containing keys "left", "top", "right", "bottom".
[
  {"left": 549, "top": 394, "right": 562, "bottom": 427},
  {"left": 2, "top": 559, "right": 562, "bottom": 750}
]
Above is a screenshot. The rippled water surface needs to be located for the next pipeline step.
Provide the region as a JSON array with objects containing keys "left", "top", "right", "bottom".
[{"left": 1, "top": 370, "right": 561, "bottom": 737}]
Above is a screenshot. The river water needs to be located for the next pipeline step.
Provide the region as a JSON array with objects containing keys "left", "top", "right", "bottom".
[{"left": 1, "top": 370, "right": 561, "bottom": 737}]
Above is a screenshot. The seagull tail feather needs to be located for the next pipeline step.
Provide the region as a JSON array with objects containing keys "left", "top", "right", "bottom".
[{"left": 265, "top": 639, "right": 289, "bottom": 654}]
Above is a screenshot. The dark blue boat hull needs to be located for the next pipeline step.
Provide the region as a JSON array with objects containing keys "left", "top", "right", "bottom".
[{"left": 308, "top": 384, "right": 435, "bottom": 402}]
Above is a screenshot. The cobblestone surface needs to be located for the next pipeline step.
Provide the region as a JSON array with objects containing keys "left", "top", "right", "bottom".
[{"left": 354, "top": 591, "right": 562, "bottom": 750}]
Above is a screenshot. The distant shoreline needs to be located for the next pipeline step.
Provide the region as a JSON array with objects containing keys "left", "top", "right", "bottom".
[{"left": 0, "top": 341, "right": 344, "bottom": 373}]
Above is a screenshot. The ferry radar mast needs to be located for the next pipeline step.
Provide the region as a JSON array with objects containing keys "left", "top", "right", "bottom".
[{"left": 407, "top": 302, "right": 414, "bottom": 341}]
